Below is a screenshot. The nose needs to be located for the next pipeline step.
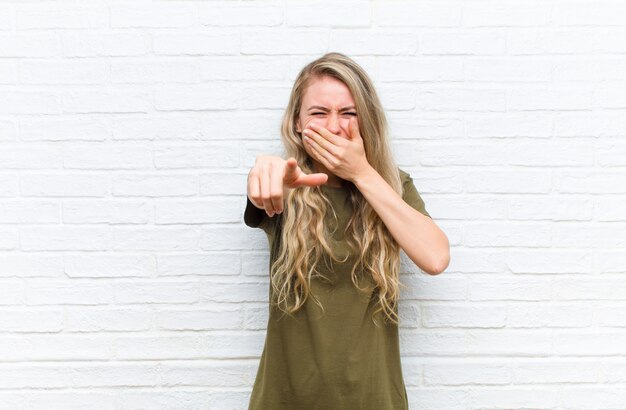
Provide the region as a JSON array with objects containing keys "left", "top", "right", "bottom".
[{"left": 325, "top": 113, "right": 341, "bottom": 135}]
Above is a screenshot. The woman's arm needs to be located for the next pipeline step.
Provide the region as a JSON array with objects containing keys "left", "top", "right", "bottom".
[{"left": 353, "top": 166, "right": 450, "bottom": 275}]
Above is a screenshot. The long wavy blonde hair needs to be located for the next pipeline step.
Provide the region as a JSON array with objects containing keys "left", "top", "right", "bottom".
[{"left": 272, "top": 52, "right": 406, "bottom": 327}]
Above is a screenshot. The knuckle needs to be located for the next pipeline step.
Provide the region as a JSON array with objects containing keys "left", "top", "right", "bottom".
[{"left": 255, "top": 155, "right": 270, "bottom": 164}]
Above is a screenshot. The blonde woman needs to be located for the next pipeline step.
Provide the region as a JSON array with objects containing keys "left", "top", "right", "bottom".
[{"left": 244, "top": 52, "right": 450, "bottom": 409}]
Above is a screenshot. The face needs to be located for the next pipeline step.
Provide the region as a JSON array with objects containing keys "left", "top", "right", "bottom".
[{"left": 295, "top": 76, "right": 357, "bottom": 141}]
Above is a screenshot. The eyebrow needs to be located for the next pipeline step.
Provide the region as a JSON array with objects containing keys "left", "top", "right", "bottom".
[{"left": 307, "top": 105, "right": 356, "bottom": 112}]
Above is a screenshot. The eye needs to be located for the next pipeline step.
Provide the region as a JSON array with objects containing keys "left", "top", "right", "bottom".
[
  {"left": 311, "top": 112, "right": 325, "bottom": 115},
  {"left": 345, "top": 112, "right": 357, "bottom": 116}
]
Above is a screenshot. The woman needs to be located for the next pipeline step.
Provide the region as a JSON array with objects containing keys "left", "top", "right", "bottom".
[{"left": 244, "top": 52, "right": 450, "bottom": 409}]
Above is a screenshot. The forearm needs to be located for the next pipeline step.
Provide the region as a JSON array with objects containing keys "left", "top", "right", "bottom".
[{"left": 353, "top": 166, "right": 449, "bottom": 275}]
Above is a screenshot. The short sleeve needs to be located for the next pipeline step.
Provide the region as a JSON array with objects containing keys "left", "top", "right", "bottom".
[
  {"left": 400, "top": 168, "right": 431, "bottom": 219},
  {"left": 244, "top": 195, "right": 279, "bottom": 234}
]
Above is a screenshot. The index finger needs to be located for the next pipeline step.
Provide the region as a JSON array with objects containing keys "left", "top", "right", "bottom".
[
  {"left": 283, "top": 157, "right": 299, "bottom": 185},
  {"left": 282, "top": 157, "right": 328, "bottom": 187}
]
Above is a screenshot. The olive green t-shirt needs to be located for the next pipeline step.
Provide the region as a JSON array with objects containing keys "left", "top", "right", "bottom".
[{"left": 244, "top": 167, "right": 431, "bottom": 410}]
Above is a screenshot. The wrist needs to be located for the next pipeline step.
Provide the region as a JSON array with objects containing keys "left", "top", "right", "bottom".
[{"left": 352, "top": 165, "right": 377, "bottom": 188}]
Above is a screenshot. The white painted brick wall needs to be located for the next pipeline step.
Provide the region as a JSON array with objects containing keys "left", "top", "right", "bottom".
[{"left": 1, "top": 0, "right": 625, "bottom": 409}]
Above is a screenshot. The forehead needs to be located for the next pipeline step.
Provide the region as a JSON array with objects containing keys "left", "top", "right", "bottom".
[{"left": 302, "top": 76, "right": 354, "bottom": 107}]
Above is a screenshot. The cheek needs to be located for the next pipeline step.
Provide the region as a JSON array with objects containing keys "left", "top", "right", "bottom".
[{"left": 307, "top": 119, "right": 323, "bottom": 129}]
